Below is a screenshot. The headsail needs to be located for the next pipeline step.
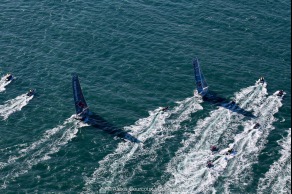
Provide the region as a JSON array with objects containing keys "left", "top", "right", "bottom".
[
  {"left": 193, "top": 58, "right": 209, "bottom": 96},
  {"left": 72, "top": 74, "right": 89, "bottom": 116}
]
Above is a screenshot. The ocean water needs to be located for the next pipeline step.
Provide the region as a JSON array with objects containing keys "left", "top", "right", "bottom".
[{"left": 0, "top": 0, "right": 291, "bottom": 193}]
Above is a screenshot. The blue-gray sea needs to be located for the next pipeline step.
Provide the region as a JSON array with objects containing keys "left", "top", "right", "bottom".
[{"left": 0, "top": 0, "right": 291, "bottom": 193}]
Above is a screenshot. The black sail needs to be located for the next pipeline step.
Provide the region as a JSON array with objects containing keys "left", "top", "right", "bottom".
[{"left": 72, "top": 74, "right": 89, "bottom": 115}]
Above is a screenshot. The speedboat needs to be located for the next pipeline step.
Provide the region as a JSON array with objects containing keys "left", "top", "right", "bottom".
[
  {"left": 5, "top": 74, "right": 13, "bottom": 82},
  {"left": 276, "top": 90, "right": 284, "bottom": 97},
  {"left": 27, "top": 89, "right": 35, "bottom": 97}
]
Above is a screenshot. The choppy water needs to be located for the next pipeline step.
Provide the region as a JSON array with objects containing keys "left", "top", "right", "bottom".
[{"left": 0, "top": 0, "right": 291, "bottom": 193}]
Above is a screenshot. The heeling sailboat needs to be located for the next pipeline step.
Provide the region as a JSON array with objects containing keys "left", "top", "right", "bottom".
[
  {"left": 72, "top": 74, "right": 89, "bottom": 120},
  {"left": 193, "top": 58, "right": 209, "bottom": 96},
  {"left": 71, "top": 74, "right": 140, "bottom": 143}
]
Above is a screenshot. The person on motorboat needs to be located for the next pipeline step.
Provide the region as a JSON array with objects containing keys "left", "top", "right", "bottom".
[
  {"left": 5, "top": 74, "right": 13, "bottom": 82},
  {"left": 207, "top": 161, "right": 214, "bottom": 168},
  {"left": 259, "top": 77, "right": 265, "bottom": 84},
  {"left": 210, "top": 145, "right": 219, "bottom": 152},
  {"left": 277, "top": 90, "right": 284, "bottom": 97},
  {"left": 226, "top": 148, "right": 235, "bottom": 155},
  {"left": 253, "top": 123, "right": 261, "bottom": 129},
  {"left": 27, "top": 89, "right": 35, "bottom": 97},
  {"left": 161, "top": 106, "right": 169, "bottom": 112}
]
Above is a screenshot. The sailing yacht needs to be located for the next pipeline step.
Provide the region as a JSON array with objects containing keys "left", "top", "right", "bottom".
[{"left": 72, "top": 74, "right": 89, "bottom": 121}]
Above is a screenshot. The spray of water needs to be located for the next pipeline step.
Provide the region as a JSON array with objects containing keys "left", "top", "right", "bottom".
[
  {"left": 0, "top": 93, "right": 33, "bottom": 120},
  {"left": 0, "top": 115, "right": 86, "bottom": 190},
  {"left": 257, "top": 128, "right": 291, "bottom": 194},
  {"left": 84, "top": 95, "right": 203, "bottom": 193},
  {"left": 221, "top": 92, "right": 284, "bottom": 193},
  {"left": 160, "top": 81, "right": 268, "bottom": 193},
  {"left": 0, "top": 75, "right": 13, "bottom": 93}
]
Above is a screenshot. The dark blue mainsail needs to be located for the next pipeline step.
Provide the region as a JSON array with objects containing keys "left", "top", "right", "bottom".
[
  {"left": 193, "top": 58, "right": 209, "bottom": 96},
  {"left": 72, "top": 74, "right": 89, "bottom": 116},
  {"left": 71, "top": 74, "right": 140, "bottom": 143}
]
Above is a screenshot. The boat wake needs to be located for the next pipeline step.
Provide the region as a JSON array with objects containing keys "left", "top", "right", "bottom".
[
  {"left": 159, "top": 81, "right": 268, "bottom": 193},
  {"left": 83, "top": 96, "right": 203, "bottom": 193},
  {"left": 0, "top": 75, "right": 13, "bottom": 93},
  {"left": 220, "top": 91, "right": 284, "bottom": 193},
  {"left": 257, "top": 128, "right": 291, "bottom": 194},
  {"left": 0, "top": 93, "right": 33, "bottom": 120},
  {"left": 0, "top": 115, "right": 86, "bottom": 190}
]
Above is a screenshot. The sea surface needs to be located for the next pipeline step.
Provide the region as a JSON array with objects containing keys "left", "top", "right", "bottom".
[{"left": 0, "top": 0, "right": 291, "bottom": 193}]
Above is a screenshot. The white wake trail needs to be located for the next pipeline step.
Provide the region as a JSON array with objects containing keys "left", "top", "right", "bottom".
[
  {"left": 0, "top": 76, "right": 13, "bottom": 93},
  {"left": 222, "top": 92, "right": 284, "bottom": 193},
  {"left": 257, "top": 128, "right": 291, "bottom": 194},
  {"left": 84, "top": 96, "right": 203, "bottom": 193},
  {"left": 160, "top": 81, "right": 268, "bottom": 193},
  {"left": 0, "top": 116, "right": 85, "bottom": 189},
  {"left": 0, "top": 93, "right": 33, "bottom": 120}
]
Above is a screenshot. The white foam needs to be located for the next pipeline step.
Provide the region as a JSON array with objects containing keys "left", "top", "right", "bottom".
[
  {"left": 0, "top": 143, "right": 28, "bottom": 153},
  {"left": 83, "top": 96, "right": 203, "bottom": 193},
  {"left": 0, "top": 116, "right": 81, "bottom": 189},
  {"left": 0, "top": 93, "right": 33, "bottom": 120},
  {"left": 222, "top": 92, "right": 284, "bottom": 193},
  {"left": 0, "top": 75, "right": 13, "bottom": 93},
  {"left": 160, "top": 82, "right": 268, "bottom": 193},
  {"left": 257, "top": 128, "right": 291, "bottom": 194}
]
